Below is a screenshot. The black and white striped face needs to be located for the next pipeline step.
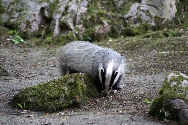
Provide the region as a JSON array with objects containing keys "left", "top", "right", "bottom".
[{"left": 99, "top": 61, "right": 121, "bottom": 94}]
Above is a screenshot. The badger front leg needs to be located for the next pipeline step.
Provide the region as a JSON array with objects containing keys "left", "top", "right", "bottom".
[{"left": 59, "top": 64, "right": 71, "bottom": 76}]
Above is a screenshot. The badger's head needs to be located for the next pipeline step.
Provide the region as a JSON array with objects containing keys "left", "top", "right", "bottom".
[{"left": 99, "top": 61, "right": 122, "bottom": 94}]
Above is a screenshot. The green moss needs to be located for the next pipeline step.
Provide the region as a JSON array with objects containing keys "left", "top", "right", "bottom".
[
  {"left": 153, "top": 16, "right": 166, "bottom": 30},
  {"left": 123, "top": 24, "right": 152, "bottom": 36},
  {"left": 121, "top": 3, "right": 131, "bottom": 15},
  {"left": 7, "top": 30, "right": 15, "bottom": 35},
  {"left": 159, "top": 73, "right": 188, "bottom": 101},
  {"left": 149, "top": 95, "right": 165, "bottom": 120},
  {"left": 149, "top": 72, "right": 188, "bottom": 120},
  {"left": 48, "top": 0, "right": 61, "bottom": 16},
  {"left": 10, "top": 73, "right": 98, "bottom": 112},
  {"left": 82, "top": 28, "right": 96, "bottom": 41},
  {"left": 37, "top": 32, "right": 77, "bottom": 45},
  {"left": 143, "top": 29, "right": 183, "bottom": 39}
]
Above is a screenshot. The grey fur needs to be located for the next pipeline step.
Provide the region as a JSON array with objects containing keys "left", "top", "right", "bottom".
[{"left": 56, "top": 41, "right": 125, "bottom": 94}]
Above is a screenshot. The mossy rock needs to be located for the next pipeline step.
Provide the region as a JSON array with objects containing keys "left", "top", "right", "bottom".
[
  {"left": 10, "top": 73, "right": 98, "bottom": 112},
  {"left": 149, "top": 71, "right": 188, "bottom": 120}
]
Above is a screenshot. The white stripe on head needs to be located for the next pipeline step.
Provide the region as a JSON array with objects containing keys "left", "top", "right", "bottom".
[
  {"left": 104, "top": 61, "right": 113, "bottom": 94},
  {"left": 112, "top": 70, "right": 120, "bottom": 86}
]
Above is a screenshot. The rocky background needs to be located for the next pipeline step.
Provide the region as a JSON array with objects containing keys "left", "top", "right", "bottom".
[{"left": 0, "top": 0, "right": 188, "bottom": 43}]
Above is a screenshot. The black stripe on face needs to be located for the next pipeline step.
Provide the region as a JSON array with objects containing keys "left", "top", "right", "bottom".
[
  {"left": 112, "top": 74, "right": 122, "bottom": 90},
  {"left": 101, "top": 68, "right": 106, "bottom": 90},
  {"left": 109, "top": 71, "right": 118, "bottom": 91}
]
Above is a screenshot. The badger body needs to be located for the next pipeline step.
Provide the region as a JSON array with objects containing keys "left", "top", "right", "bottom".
[{"left": 56, "top": 41, "right": 125, "bottom": 94}]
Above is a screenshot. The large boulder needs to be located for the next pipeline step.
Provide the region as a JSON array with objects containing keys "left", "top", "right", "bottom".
[
  {"left": 124, "top": 0, "right": 177, "bottom": 27},
  {"left": 1, "top": 0, "right": 90, "bottom": 38},
  {"left": 10, "top": 73, "right": 98, "bottom": 112},
  {"left": 149, "top": 72, "right": 188, "bottom": 125}
]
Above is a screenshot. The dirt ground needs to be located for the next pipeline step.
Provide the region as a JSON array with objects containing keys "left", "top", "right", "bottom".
[{"left": 1, "top": 30, "right": 187, "bottom": 124}]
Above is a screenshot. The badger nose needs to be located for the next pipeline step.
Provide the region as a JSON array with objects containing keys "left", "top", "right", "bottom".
[{"left": 103, "top": 90, "right": 110, "bottom": 96}]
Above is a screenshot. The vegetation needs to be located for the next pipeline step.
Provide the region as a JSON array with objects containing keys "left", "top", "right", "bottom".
[
  {"left": 7, "top": 30, "right": 27, "bottom": 44},
  {"left": 143, "top": 98, "right": 152, "bottom": 104},
  {"left": 173, "top": 0, "right": 188, "bottom": 28}
]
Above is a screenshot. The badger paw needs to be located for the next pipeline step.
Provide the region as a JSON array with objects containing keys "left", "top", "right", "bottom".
[{"left": 112, "top": 86, "right": 122, "bottom": 91}]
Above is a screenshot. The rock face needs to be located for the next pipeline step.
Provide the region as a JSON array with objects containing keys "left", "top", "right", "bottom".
[
  {"left": 2, "top": 0, "right": 48, "bottom": 37},
  {"left": 10, "top": 73, "right": 98, "bottom": 112},
  {"left": 0, "top": 0, "right": 187, "bottom": 41},
  {"left": 1, "top": 0, "right": 90, "bottom": 38},
  {"left": 149, "top": 72, "right": 188, "bottom": 125},
  {"left": 124, "top": 0, "right": 177, "bottom": 26}
]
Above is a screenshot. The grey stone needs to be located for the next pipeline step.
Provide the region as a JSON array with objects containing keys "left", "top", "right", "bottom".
[
  {"left": 124, "top": 0, "right": 177, "bottom": 26},
  {"left": 150, "top": 72, "right": 188, "bottom": 125}
]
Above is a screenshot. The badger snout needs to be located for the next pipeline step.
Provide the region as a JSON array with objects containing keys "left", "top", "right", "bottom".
[
  {"left": 103, "top": 88, "right": 112, "bottom": 95},
  {"left": 101, "top": 90, "right": 110, "bottom": 96}
]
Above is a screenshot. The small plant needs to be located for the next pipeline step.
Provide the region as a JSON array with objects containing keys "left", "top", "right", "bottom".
[
  {"left": 143, "top": 98, "right": 152, "bottom": 104},
  {"left": 17, "top": 103, "right": 26, "bottom": 110},
  {"left": 7, "top": 30, "right": 27, "bottom": 44},
  {"left": 83, "top": 34, "right": 91, "bottom": 42},
  {"left": 159, "top": 108, "right": 172, "bottom": 121}
]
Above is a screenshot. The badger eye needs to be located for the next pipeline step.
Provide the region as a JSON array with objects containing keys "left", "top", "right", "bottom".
[
  {"left": 101, "top": 68, "right": 104, "bottom": 75},
  {"left": 114, "top": 71, "right": 118, "bottom": 77}
]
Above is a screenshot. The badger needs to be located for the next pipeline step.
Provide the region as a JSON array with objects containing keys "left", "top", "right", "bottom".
[{"left": 56, "top": 41, "right": 125, "bottom": 94}]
